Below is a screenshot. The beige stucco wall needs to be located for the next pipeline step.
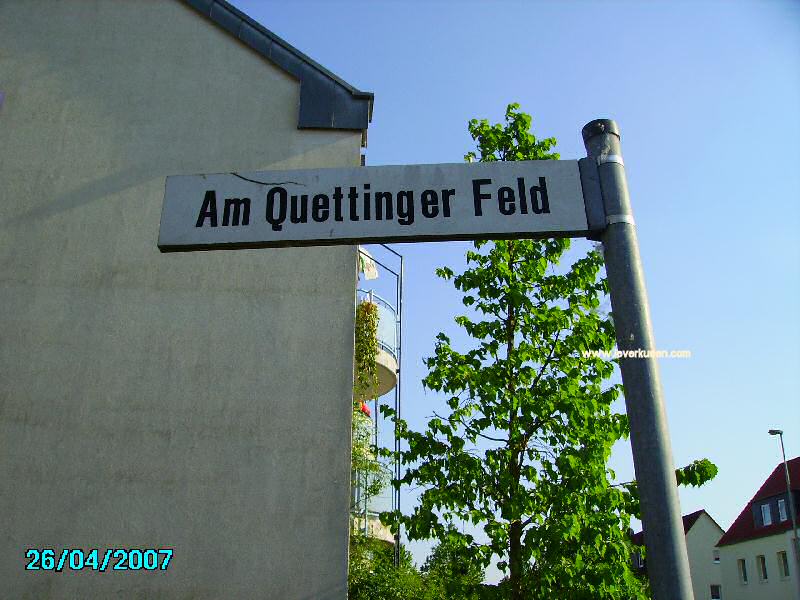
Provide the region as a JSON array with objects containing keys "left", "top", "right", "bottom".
[
  {"left": 719, "top": 531, "right": 798, "bottom": 600},
  {"left": 0, "top": 1, "right": 362, "bottom": 598},
  {"left": 685, "top": 514, "right": 724, "bottom": 600}
]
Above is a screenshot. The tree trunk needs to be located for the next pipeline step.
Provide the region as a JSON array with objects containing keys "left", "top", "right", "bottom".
[
  {"left": 509, "top": 519, "right": 523, "bottom": 600},
  {"left": 505, "top": 241, "right": 524, "bottom": 600}
]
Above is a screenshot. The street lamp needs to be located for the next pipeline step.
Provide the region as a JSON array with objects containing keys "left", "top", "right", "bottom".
[{"left": 769, "top": 429, "right": 800, "bottom": 600}]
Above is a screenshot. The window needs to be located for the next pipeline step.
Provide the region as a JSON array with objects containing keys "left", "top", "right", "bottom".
[
  {"left": 761, "top": 503, "right": 772, "bottom": 526},
  {"left": 757, "top": 554, "right": 768, "bottom": 581},
  {"left": 778, "top": 551, "right": 790, "bottom": 578},
  {"left": 778, "top": 498, "right": 788, "bottom": 522},
  {"left": 738, "top": 558, "right": 748, "bottom": 583},
  {"left": 710, "top": 584, "right": 722, "bottom": 599},
  {"left": 713, "top": 549, "right": 720, "bottom": 563}
]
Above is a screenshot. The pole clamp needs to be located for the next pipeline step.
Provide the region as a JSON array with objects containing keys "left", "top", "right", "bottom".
[
  {"left": 597, "top": 154, "right": 624, "bottom": 166},
  {"left": 606, "top": 214, "right": 635, "bottom": 226}
]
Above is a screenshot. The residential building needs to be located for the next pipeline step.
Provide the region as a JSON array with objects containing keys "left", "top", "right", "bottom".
[
  {"left": 0, "top": 1, "right": 371, "bottom": 597},
  {"left": 717, "top": 457, "right": 800, "bottom": 600},
  {"left": 633, "top": 509, "right": 725, "bottom": 600}
]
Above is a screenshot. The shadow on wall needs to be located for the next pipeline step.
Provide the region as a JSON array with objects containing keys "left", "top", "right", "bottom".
[{"left": 0, "top": 0, "right": 360, "bottom": 231}]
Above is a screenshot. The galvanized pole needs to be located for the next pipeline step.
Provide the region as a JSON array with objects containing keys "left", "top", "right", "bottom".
[
  {"left": 772, "top": 431, "right": 800, "bottom": 600},
  {"left": 582, "top": 120, "right": 694, "bottom": 600}
]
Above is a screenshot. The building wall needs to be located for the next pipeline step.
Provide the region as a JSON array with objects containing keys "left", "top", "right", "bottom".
[
  {"left": 719, "top": 531, "right": 797, "bottom": 600},
  {"left": 685, "top": 514, "right": 724, "bottom": 600},
  {"left": 0, "top": 1, "right": 361, "bottom": 598}
]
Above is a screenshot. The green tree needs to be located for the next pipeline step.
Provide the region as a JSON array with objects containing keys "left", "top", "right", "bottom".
[
  {"left": 348, "top": 533, "right": 424, "bottom": 600},
  {"left": 421, "top": 530, "right": 485, "bottom": 600},
  {"left": 622, "top": 458, "right": 719, "bottom": 519},
  {"left": 384, "top": 104, "right": 652, "bottom": 599}
]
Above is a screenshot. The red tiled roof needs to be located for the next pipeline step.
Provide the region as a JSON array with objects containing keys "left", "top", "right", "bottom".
[
  {"left": 631, "top": 509, "right": 709, "bottom": 547},
  {"left": 717, "top": 456, "right": 800, "bottom": 547}
]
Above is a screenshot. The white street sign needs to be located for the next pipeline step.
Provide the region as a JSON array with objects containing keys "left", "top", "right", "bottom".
[{"left": 158, "top": 160, "right": 590, "bottom": 251}]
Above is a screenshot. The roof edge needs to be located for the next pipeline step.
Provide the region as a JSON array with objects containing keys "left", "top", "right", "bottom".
[
  {"left": 716, "top": 457, "right": 800, "bottom": 547},
  {"left": 702, "top": 511, "right": 727, "bottom": 536},
  {"left": 182, "top": 0, "right": 373, "bottom": 133},
  {"left": 717, "top": 521, "right": 795, "bottom": 547}
]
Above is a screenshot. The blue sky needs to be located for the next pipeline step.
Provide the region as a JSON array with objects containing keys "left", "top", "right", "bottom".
[{"left": 235, "top": 0, "right": 799, "bottom": 575}]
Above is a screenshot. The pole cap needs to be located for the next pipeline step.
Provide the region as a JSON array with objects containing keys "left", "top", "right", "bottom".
[{"left": 582, "top": 119, "right": 621, "bottom": 142}]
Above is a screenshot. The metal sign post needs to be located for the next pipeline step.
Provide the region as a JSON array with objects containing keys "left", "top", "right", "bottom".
[
  {"left": 158, "top": 120, "right": 694, "bottom": 599},
  {"left": 582, "top": 120, "right": 694, "bottom": 600}
]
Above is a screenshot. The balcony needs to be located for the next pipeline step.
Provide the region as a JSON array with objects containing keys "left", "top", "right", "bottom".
[
  {"left": 352, "top": 246, "right": 402, "bottom": 551},
  {"left": 351, "top": 513, "right": 395, "bottom": 545}
]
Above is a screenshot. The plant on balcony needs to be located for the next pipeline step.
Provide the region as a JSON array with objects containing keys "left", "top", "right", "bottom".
[
  {"left": 351, "top": 298, "right": 389, "bottom": 529},
  {"left": 351, "top": 409, "right": 389, "bottom": 516},
  {"left": 354, "top": 299, "right": 380, "bottom": 402}
]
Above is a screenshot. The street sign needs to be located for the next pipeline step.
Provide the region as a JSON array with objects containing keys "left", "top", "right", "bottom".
[
  {"left": 157, "top": 120, "right": 696, "bottom": 600},
  {"left": 158, "top": 160, "right": 592, "bottom": 251}
]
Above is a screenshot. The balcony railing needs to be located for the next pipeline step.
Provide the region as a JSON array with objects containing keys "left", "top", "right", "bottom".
[{"left": 355, "top": 246, "right": 403, "bottom": 556}]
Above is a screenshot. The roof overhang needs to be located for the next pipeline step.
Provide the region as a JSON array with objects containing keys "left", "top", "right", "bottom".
[{"left": 183, "top": 0, "right": 373, "bottom": 143}]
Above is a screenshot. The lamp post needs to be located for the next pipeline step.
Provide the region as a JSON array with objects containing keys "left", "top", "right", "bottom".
[{"left": 769, "top": 429, "right": 800, "bottom": 600}]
